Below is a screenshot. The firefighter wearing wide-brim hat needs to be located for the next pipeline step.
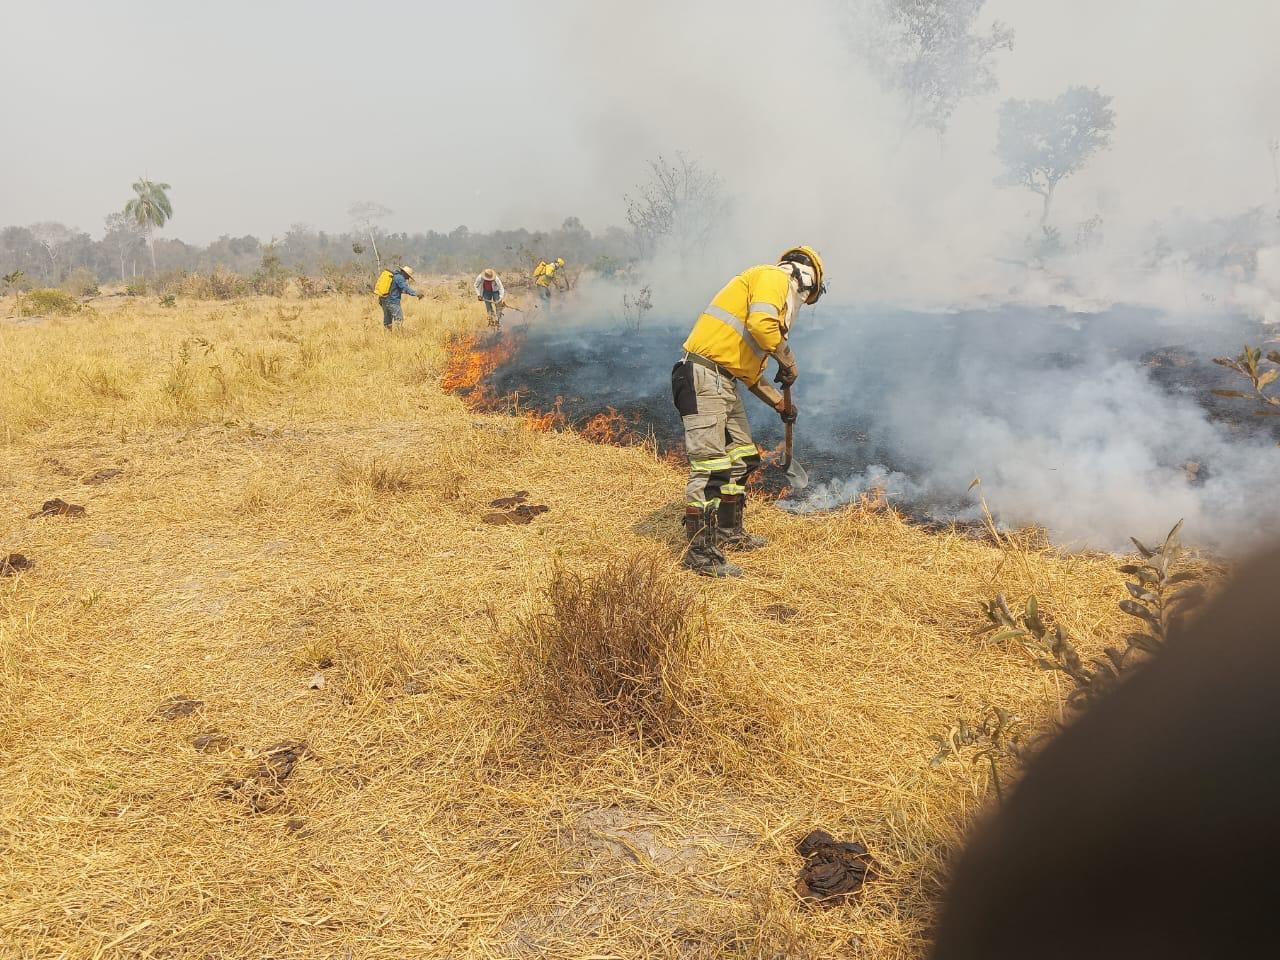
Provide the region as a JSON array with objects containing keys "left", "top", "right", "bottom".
[
  {"left": 474, "top": 268, "right": 505, "bottom": 327},
  {"left": 671, "top": 246, "right": 825, "bottom": 577}
]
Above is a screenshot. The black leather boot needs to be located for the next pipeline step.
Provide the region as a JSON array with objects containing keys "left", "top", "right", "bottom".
[
  {"left": 682, "top": 507, "right": 743, "bottom": 577},
  {"left": 717, "top": 493, "right": 769, "bottom": 551}
]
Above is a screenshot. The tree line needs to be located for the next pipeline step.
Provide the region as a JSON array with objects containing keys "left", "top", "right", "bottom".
[{"left": 0, "top": 215, "right": 635, "bottom": 293}]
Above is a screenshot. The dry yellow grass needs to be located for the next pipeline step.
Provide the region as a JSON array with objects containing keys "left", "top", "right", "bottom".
[{"left": 1, "top": 284, "right": 1133, "bottom": 958}]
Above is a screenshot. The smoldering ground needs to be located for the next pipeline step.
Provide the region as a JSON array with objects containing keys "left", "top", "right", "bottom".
[{"left": 490, "top": 302, "right": 1280, "bottom": 554}]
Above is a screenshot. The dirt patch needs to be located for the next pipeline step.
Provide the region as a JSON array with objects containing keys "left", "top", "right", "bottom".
[
  {"left": 192, "top": 730, "right": 234, "bottom": 753},
  {"left": 152, "top": 695, "right": 204, "bottom": 720},
  {"left": 483, "top": 491, "right": 550, "bottom": 525},
  {"left": 793, "top": 829, "right": 877, "bottom": 908},
  {"left": 218, "top": 741, "right": 311, "bottom": 813},
  {"left": 81, "top": 467, "right": 123, "bottom": 485},
  {"left": 29, "top": 498, "right": 86, "bottom": 519},
  {"left": 490, "top": 491, "right": 531, "bottom": 509},
  {"left": 1, "top": 554, "right": 34, "bottom": 576},
  {"left": 483, "top": 504, "right": 550, "bottom": 525}
]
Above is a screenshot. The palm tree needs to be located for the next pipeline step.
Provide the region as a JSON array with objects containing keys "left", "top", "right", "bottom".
[{"left": 124, "top": 178, "right": 173, "bottom": 276}]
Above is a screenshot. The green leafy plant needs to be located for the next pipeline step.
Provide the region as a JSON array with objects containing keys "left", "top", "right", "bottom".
[
  {"left": 977, "top": 520, "right": 1199, "bottom": 712},
  {"left": 159, "top": 293, "right": 177, "bottom": 308},
  {"left": 929, "top": 706, "right": 1030, "bottom": 805},
  {"left": 17, "top": 288, "right": 81, "bottom": 317},
  {"left": 1119, "top": 519, "right": 1202, "bottom": 654},
  {"left": 125, "top": 276, "right": 148, "bottom": 297},
  {"left": 1212, "top": 345, "right": 1280, "bottom": 418},
  {"left": 4, "top": 269, "right": 28, "bottom": 293}
]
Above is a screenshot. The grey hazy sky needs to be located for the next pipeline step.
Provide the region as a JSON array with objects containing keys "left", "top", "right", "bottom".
[{"left": 2, "top": 0, "right": 1277, "bottom": 246}]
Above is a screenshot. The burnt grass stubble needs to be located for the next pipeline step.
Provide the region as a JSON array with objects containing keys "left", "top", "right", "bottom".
[{"left": 487, "top": 307, "right": 1278, "bottom": 523}]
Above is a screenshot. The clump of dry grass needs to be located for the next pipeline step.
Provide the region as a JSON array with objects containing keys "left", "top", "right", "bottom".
[
  {"left": 510, "top": 552, "right": 705, "bottom": 739},
  {"left": 336, "top": 454, "right": 418, "bottom": 495}
]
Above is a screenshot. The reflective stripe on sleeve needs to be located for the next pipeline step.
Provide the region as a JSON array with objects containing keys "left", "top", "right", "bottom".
[
  {"left": 748, "top": 301, "right": 779, "bottom": 319},
  {"left": 702, "top": 305, "right": 766, "bottom": 358}
]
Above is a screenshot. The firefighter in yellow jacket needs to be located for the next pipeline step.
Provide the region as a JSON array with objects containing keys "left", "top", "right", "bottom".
[
  {"left": 671, "top": 246, "right": 825, "bottom": 577},
  {"left": 533, "top": 257, "right": 565, "bottom": 311}
]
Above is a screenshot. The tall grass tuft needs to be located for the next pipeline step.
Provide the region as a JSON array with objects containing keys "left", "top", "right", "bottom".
[{"left": 509, "top": 552, "right": 705, "bottom": 740}]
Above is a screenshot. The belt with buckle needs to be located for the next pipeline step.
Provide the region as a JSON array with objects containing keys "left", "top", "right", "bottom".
[{"left": 684, "top": 352, "right": 735, "bottom": 380}]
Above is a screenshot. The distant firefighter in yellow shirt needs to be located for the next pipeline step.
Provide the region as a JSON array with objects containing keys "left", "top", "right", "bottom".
[
  {"left": 532, "top": 257, "right": 565, "bottom": 312},
  {"left": 671, "top": 246, "right": 825, "bottom": 577}
]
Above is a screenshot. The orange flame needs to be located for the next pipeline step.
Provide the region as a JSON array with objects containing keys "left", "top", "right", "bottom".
[
  {"left": 524, "top": 397, "right": 567, "bottom": 432},
  {"left": 579, "top": 406, "right": 649, "bottom": 446},
  {"left": 441, "top": 333, "right": 518, "bottom": 411}
]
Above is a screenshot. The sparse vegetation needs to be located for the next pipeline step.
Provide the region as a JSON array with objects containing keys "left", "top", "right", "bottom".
[
  {"left": 952, "top": 520, "right": 1204, "bottom": 801},
  {"left": 621, "top": 284, "right": 652, "bottom": 332},
  {"left": 1213, "top": 344, "right": 1280, "bottom": 420},
  {"left": 16, "top": 288, "right": 81, "bottom": 317},
  {"left": 625, "top": 152, "right": 726, "bottom": 259}
]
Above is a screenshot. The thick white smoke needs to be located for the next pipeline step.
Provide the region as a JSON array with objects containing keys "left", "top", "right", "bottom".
[
  {"left": 507, "top": 0, "right": 1280, "bottom": 555},
  {"left": 781, "top": 306, "right": 1280, "bottom": 553}
]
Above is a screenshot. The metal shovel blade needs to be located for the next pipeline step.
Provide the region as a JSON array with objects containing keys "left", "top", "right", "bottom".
[
  {"left": 785, "top": 458, "right": 809, "bottom": 490},
  {"left": 780, "top": 386, "right": 808, "bottom": 489}
]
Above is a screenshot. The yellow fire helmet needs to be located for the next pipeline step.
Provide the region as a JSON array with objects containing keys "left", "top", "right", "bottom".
[
  {"left": 555, "top": 257, "right": 565, "bottom": 266},
  {"left": 778, "top": 245, "right": 825, "bottom": 304}
]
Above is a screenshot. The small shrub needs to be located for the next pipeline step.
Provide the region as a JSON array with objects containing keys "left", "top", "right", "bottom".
[
  {"left": 508, "top": 553, "right": 705, "bottom": 739},
  {"left": 159, "top": 294, "right": 177, "bottom": 308},
  {"left": 125, "top": 276, "right": 148, "bottom": 296},
  {"left": 3, "top": 270, "right": 30, "bottom": 293},
  {"left": 252, "top": 247, "right": 289, "bottom": 297},
  {"left": 17, "top": 288, "right": 80, "bottom": 317},
  {"left": 61, "top": 267, "right": 100, "bottom": 298},
  {"left": 621, "top": 285, "right": 652, "bottom": 333}
]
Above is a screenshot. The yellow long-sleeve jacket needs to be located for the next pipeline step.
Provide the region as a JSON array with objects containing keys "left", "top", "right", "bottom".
[
  {"left": 533, "top": 261, "right": 558, "bottom": 287},
  {"left": 683, "top": 264, "right": 793, "bottom": 385}
]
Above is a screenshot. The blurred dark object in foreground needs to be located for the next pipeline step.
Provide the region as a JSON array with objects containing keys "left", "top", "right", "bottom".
[{"left": 932, "top": 547, "right": 1280, "bottom": 960}]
